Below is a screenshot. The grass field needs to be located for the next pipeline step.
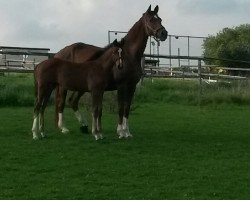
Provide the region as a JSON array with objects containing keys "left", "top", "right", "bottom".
[
  {"left": 0, "top": 104, "right": 250, "bottom": 199},
  {"left": 2, "top": 74, "right": 250, "bottom": 107}
]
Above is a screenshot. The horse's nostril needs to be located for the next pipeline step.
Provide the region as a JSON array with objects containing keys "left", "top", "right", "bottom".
[
  {"left": 160, "top": 30, "right": 168, "bottom": 40},
  {"left": 162, "top": 30, "right": 168, "bottom": 37}
]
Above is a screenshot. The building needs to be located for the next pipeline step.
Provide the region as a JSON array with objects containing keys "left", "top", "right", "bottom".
[{"left": 0, "top": 46, "right": 50, "bottom": 69}]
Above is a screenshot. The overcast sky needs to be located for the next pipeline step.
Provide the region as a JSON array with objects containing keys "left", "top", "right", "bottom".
[{"left": 0, "top": 0, "right": 249, "bottom": 53}]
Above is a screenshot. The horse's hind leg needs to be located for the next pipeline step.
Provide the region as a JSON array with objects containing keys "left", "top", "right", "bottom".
[
  {"left": 69, "top": 91, "right": 89, "bottom": 134},
  {"left": 32, "top": 87, "right": 44, "bottom": 140},
  {"left": 32, "top": 99, "right": 40, "bottom": 140},
  {"left": 39, "top": 87, "right": 54, "bottom": 138},
  {"left": 57, "top": 87, "right": 69, "bottom": 134}
]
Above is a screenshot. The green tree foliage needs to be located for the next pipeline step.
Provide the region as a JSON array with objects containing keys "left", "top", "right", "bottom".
[{"left": 203, "top": 24, "right": 250, "bottom": 68}]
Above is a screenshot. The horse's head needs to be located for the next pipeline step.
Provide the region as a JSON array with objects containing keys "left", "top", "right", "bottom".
[
  {"left": 111, "top": 39, "right": 125, "bottom": 70},
  {"left": 142, "top": 5, "right": 168, "bottom": 41}
]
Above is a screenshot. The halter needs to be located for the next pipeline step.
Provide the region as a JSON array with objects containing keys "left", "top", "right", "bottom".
[
  {"left": 117, "top": 48, "right": 123, "bottom": 69},
  {"left": 143, "top": 15, "right": 162, "bottom": 41}
]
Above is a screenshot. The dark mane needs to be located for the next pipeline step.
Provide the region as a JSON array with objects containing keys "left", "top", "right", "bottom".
[{"left": 87, "top": 42, "right": 115, "bottom": 61}]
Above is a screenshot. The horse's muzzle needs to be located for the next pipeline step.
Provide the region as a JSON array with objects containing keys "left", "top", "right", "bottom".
[{"left": 156, "top": 27, "right": 168, "bottom": 41}]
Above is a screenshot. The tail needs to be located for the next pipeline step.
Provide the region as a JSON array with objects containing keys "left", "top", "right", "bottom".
[
  {"left": 33, "top": 67, "right": 38, "bottom": 101},
  {"left": 55, "top": 86, "right": 59, "bottom": 127},
  {"left": 68, "top": 92, "right": 76, "bottom": 106}
]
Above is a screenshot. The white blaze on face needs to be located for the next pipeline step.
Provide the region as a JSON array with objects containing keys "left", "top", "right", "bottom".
[{"left": 154, "top": 15, "right": 158, "bottom": 19}]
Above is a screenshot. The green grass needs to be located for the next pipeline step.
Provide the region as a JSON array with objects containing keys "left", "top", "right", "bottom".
[
  {"left": 0, "top": 74, "right": 34, "bottom": 106},
  {"left": 136, "top": 78, "right": 250, "bottom": 106},
  {"left": 2, "top": 74, "right": 250, "bottom": 107},
  {"left": 0, "top": 104, "right": 250, "bottom": 199}
]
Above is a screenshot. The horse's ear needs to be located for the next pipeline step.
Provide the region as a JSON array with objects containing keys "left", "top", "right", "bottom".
[
  {"left": 154, "top": 5, "right": 159, "bottom": 14},
  {"left": 113, "top": 39, "right": 118, "bottom": 46},
  {"left": 147, "top": 5, "right": 151, "bottom": 13},
  {"left": 120, "top": 38, "right": 125, "bottom": 46}
]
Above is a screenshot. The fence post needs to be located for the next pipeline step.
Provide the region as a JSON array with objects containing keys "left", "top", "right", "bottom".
[
  {"left": 140, "top": 57, "right": 145, "bottom": 85},
  {"left": 198, "top": 59, "right": 202, "bottom": 105}
]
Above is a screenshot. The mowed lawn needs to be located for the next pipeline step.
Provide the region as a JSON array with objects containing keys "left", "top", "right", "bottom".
[{"left": 0, "top": 104, "right": 250, "bottom": 200}]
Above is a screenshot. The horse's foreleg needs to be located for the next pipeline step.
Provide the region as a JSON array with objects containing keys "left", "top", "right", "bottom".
[
  {"left": 91, "top": 90, "right": 104, "bottom": 140},
  {"left": 117, "top": 84, "right": 136, "bottom": 138},
  {"left": 123, "top": 84, "right": 136, "bottom": 138},
  {"left": 97, "top": 105, "right": 103, "bottom": 139},
  {"left": 117, "top": 87, "right": 125, "bottom": 138},
  {"left": 70, "top": 91, "right": 89, "bottom": 134},
  {"left": 57, "top": 88, "right": 69, "bottom": 134},
  {"left": 32, "top": 114, "right": 39, "bottom": 140}
]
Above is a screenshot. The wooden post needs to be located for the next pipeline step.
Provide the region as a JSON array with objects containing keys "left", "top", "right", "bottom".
[
  {"left": 140, "top": 57, "right": 145, "bottom": 85},
  {"left": 198, "top": 59, "right": 202, "bottom": 105},
  {"left": 178, "top": 48, "right": 180, "bottom": 68}
]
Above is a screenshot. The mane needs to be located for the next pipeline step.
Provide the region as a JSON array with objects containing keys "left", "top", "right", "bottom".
[
  {"left": 122, "top": 15, "right": 148, "bottom": 58},
  {"left": 104, "top": 42, "right": 115, "bottom": 49},
  {"left": 88, "top": 42, "right": 115, "bottom": 61},
  {"left": 123, "top": 15, "right": 145, "bottom": 40}
]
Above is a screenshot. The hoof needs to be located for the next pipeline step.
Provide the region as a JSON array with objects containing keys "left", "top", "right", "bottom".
[
  {"left": 94, "top": 134, "right": 100, "bottom": 141},
  {"left": 94, "top": 133, "right": 104, "bottom": 141},
  {"left": 125, "top": 133, "right": 133, "bottom": 138},
  {"left": 41, "top": 132, "right": 46, "bottom": 138},
  {"left": 33, "top": 135, "right": 39, "bottom": 140},
  {"left": 118, "top": 134, "right": 125, "bottom": 139},
  {"left": 118, "top": 131, "right": 133, "bottom": 139},
  {"left": 80, "top": 125, "right": 89, "bottom": 134},
  {"left": 61, "top": 127, "right": 70, "bottom": 134},
  {"left": 118, "top": 135, "right": 124, "bottom": 139},
  {"left": 117, "top": 130, "right": 126, "bottom": 139},
  {"left": 99, "top": 134, "right": 104, "bottom": 140}
]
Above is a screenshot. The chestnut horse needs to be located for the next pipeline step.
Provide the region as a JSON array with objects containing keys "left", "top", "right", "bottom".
[
  {"left": 31, "top": 39, "right": 124, "bottom": 140},
  {"left": 54, "top": 5, "right": 168, "bottom": 138}
]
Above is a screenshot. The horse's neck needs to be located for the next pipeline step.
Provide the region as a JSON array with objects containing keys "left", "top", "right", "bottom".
[
  {"left": 98, "top": 51, "right": 115, "bottom": 71},
  {"left": 123, "top": 17, "right": 148, "bottom": 59}
]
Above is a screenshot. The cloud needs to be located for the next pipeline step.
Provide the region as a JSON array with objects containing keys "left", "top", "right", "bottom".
[
  {"left": 177, "top": 0, "right": 250, "bottom": 16},
  {"left": 0, "top": 0, "right": 249, "bottom": 53}
]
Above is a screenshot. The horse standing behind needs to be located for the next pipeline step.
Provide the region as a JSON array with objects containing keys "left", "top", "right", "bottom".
[
  {"left": 54, "top": 5, "right": 168, "bottom": 138},
  {"left": 31, "top": 39, "right": 124, "bottom": 140}
]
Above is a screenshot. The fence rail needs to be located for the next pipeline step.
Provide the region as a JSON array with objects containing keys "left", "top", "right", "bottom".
[
  {"left": 142, "top": 54, "right": 250, "bottom": 81},
  {"left": 1, "top": 50, "right": 250, "bottom": 80},
  {"left": 0, "top": 51, "right": 55, "bottom": 73}
]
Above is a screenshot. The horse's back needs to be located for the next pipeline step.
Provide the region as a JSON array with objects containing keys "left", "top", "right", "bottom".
[{"left": 54, "top": 42, "right": 104, "bottom": 63}]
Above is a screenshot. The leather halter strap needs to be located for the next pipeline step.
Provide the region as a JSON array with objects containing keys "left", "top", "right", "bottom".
[
  {"left": 117, "top": 48, "right": 123, "bottom": 69},
  {"left": 143, "top": 15, "right": 162, "bottom": 40}
]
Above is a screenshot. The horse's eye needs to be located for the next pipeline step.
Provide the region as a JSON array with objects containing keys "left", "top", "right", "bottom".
[{"left": 154, "top": 15, "right": 158, "bottom": 19}]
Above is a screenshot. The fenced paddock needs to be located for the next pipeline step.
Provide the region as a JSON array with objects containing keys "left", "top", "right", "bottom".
[
  {"left": 1, "top": 102, "right": 250, "bottom": 199},
  {"left": 1, "top": 50, "right": 250, "bottom": 199}
]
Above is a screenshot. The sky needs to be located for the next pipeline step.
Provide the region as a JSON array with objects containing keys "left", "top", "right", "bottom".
[{"left": 0, "top": 0, "right": 249, "bottom": 54}]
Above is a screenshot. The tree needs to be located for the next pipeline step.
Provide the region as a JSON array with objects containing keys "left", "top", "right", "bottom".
[{"left": 203, "top": 24, "right": 250, "bottom": 68}]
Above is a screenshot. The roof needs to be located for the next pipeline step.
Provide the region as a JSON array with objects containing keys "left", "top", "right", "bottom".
[{"left": 0, "top": 46, "right": 50, "bottom": 51}]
